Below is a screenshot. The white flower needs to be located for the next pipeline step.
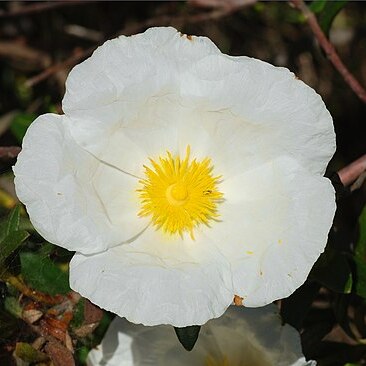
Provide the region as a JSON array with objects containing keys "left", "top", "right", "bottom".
[
  {"left": 87, "top": 304, "right": 316, "bottom": 366},
  {"left": 13, "top": 27, "right": 336, "bottom": 327}
]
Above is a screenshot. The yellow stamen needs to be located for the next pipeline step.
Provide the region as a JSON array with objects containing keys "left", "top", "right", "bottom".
[{"left": 137, "top": 146, "right": 223, "bottom": 239}]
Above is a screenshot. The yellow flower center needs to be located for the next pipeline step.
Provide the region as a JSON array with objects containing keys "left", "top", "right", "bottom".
[
  {"left": 137, "top": 146, "right": 223, "bottom": 239},
  {"left": 167, "top": 183, "right": 188, "bottom": 203}
]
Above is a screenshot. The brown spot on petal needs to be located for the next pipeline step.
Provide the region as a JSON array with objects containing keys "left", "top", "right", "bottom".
[
  {"left": 234, "top": 295, "right": 243, "bottom": 306},
  {"left": 179, "top": 32, "right": 193, "bottom": 41}
]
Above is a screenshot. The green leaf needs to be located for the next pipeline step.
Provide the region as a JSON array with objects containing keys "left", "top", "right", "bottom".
[
  {"left": 70, "top": 298, "right": 85, "bottom": 329},
  {"left": 309, "top": 0, "right": 327, "bottom": 14},
  {"left": 318, "top": 1, "right": 348, "bottom": 35},
  {"left": 354, "top": 256, "right": 366, "bottom": 299},
  {"left": 75, "top": 346, "right": 90, "bottom": 365},
  {"left": 355, "top": 205, "right": 366, "bottom": 259},
  {"left": 20, "top": 252, "right": 70, "bottom": 295},
  {"left": 4, "top": 297, "right": 22, "bottom": 318},
  {"left": 6, "top": 205, "right": 21, "bottom": 234},
  {"left": 15, "top": 342, "right": 48, "bottom": 363},
  {"left": 174, "top": 325, "right": 201, "bottom": 351},
  {"left": 10, "top": 113, "right": 36, "bottom": 143},
  {"left": 310, "top": 249, "right": 352, "bottom": 293},
  {"left": 0, "top": 230, "right": 29, "bottom": 265},
  {"left": 38, "top": 242, "right": 55, "bottom": 258},
  {"left": 0, "top": 205, "right": 22, "bottom": 244},
  {"left": 0, "top": 205, "right": 25, "bottom": 268}
]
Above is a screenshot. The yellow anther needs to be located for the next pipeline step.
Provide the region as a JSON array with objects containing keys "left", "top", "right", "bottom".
[{"left": 137, "top": 146, "right": 223, "bottom": 238}]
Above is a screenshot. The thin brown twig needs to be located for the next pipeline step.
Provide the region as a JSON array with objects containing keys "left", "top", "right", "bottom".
[
  {"left": 290, "top": 0, "right": 366, "bottom": 104},
  {"left": 4, "top": 273, "right": 64, "bottom": 305},
  {"left": 338, "top": 154, "right": 366, "bottom": 189},
  {"left": 25, "top": 47, "right": 95, "bottom": 88},
  {"left": 25, "top": 2, "right": 255, "bottom": 88},
  {"left": 0, "top": 146, "right": 21, "bottom": 160},
  {"left": 0, "top": 1, "right": 90, "bottom": 19},
  {"left": 351, "top": 171, "right": 366, "bottom": 192}
]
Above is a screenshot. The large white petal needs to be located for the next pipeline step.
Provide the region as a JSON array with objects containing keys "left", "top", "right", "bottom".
[
  {"left": 62, "top": 27, "right": 220, "bottom": 113},
  {"left": 63, "top": 27, "right": 334, "bottom": 178},
  {"left": 87, "top": 305, "right": 314, "bottom": 366},
  {"left": 70, "top": 227, "right": 234, "bottom": 327},
  {"left": 66, "top": 93, "right": 270, "bottom": 179},
  {"left": 205, "top": 156, "right": 335, "bottom": 305},
  {"left": 180, "top": 54, "right": 335, "bottom": 176},
  {"left": 13, "top": 114, "right": 147, "bottom": 254},
  {"left": 65, "top": 93, "right": 186, "bottom": 177}
]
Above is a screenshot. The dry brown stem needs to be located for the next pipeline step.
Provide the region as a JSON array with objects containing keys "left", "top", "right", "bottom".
[
  {"left": 338, "top": 154, "right": 366, "bottom": 190},
  {"left": 290, "top": 0, "right": 366, "bottom": 104},
  {"left": 5, "top": 274, "right": 64, "bottom": 305},
  {"left": 0, "top": 146, "right": 21, "bottom": 160},
  {"left": 25, "top": 47, "right": 95, "bottom": 88},
  {"left": 25, "top": 1, "right": 255, "bottom": 88},
  {"left": 0, "top": 1, "right": 89, "bottom": 19}
]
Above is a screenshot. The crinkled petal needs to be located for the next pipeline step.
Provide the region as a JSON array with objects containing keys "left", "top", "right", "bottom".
[
  {"left": 63, "top": 27, "right": 334, "bottom": 178},
  {"left": 70, "top": 227, "right": 234, "bottom": 327},
  {"left": 65, "top": 93, "right": 186, "bottom": 177},
  {"left": 204, "top": 156, "right": 335, "bottom": 306},
  {"left": 63, "top": 27, "right": 220, "bottom": 112},
  {"left": 66, "top": 93, "right": 268, "bottom": 179},
  {"left": 92, "top": 163, "right": 149, "bottom": 234},
  {"left": 180, "top": 53, "right": 335, "bottom": 176},
  {"left": 13, "top": 114, "right": 148, "bottom": 254}
]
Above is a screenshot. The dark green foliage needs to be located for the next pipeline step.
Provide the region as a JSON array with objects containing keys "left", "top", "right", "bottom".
[
  {"left": 15, "top": 342, "right": 48, "bottom": 363},
  {"left": 0, "top": 206, "right": 29, "bottom": 270},
  {"left": 0, "top": 231, "right": 29, "bottom": 266},
  {"left": 309, "top": 0, "right": 327, "bottom": 14},
  {"left": 310, "top": 0, "right": 348, "bottom": 35},
  {"left": 20, "top": 251, "right": 70, "bottom": 295},
  {"left": 10, "top": 113, "right": 36, "bottom": 143},
  {"left": 70, "top": 298, "right": 85, "bottom": 329},
  {"left": 0, "top": 205, "right": 21, "bottom": 243},
  {"left": 310, "top": 248, "right": 352, "bottom": 293},
  {"left": 174, "top": 325, "right": 201, "bottom": 351},
  {"left": 318, "top": 1, "right": 348, "bottom": 35}
]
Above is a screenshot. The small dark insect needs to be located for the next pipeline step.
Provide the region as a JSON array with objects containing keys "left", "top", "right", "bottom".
[{"left": 203, "top": 190, "right": 212, "bottom": 195}]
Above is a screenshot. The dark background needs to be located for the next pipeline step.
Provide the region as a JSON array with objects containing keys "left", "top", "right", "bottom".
[{"left": 1, "top": 1, "right": 366, "bottom": 365}]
